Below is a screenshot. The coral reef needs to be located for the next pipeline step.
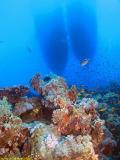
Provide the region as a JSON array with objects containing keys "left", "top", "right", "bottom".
[
  {"left": 0, "top": 97, "right": 29, "bottom": 157},
  {"left": 30, "top": 123, "right": 98, "bottom": 160},
  {"left": 13, "top": 98, "right": 42, "bottom": 123},
  {"left": 28, "top": 74, "right": 116, "bottom": 159},
  {"left": 0, "top": 73, "right": 118, "bottom": 159},
  {"left": 77, "top": 87, "right": 120, "bottom": 159},
  {"left": 0, "top": 85, "right": 29, "bottom": 104},
  {"left": 30, "top": 74, "right": 72, "bottom": 109}
]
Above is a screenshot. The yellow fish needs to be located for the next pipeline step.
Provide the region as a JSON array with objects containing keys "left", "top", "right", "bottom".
[
  {"left": 98, "top": 108, "right": 107, "bottom": 112},
  {"left": 33, "top": 108, "right": 40, "bottom": 114},
  {"left": 77, "top": 93, "right": 82, "bottom": 96}
]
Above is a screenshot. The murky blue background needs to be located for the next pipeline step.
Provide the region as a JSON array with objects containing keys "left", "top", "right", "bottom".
[{"left": 0, "top": 0, "right": 120, "bottom": 88}]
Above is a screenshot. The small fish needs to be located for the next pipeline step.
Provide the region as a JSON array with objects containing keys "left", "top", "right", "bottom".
[
  {"left": 15, "top": 88, "right": 19, "bottom": 94},
  {"left": 111, "top": 128, "right": 116, "bottom": 132},
  {"left": 98, "top": 108, "right": 107, "bottom": 112},
  {"left": 91, "top": 91, "right": 95, "bottom": 94},
  {"left": 111, "top": 107, "right": 119, "bottom": 112},
  {"left": 77, "top": 93, "right": 82, "bottom": 97},
  {"left": 33, "top": 108, "right": 40, "bottom": 114},
  {"left": 80, "top": 89, "right": 85, "bottom": 93},
  {"left": 44, "top": 76, "right": 51, "bottom": 82},
  {"left": 80, "top": 59, "right": 89, "bottom": 66},
  {"left": 84, "top": 93, "right": 91, "bottom": 97}
]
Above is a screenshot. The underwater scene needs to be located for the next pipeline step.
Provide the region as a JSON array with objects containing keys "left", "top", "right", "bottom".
[{"left": 0, "top": 0, "right": 120, "bottom": 159}]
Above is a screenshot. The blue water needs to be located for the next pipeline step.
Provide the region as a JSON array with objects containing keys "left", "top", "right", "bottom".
[{"left": 0, "top": 0, "right": 120, "bottom": 88}]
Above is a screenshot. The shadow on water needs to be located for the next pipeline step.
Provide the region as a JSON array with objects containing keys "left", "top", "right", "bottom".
[
  {"left": 67, "top": 1, "right": 97, "bottom": 60},
  {"left": 35, "top": 8, "right": 68, "bottom": 75},
  {"left": 35, "top": 1, "right": 97, "bottom": 74}
]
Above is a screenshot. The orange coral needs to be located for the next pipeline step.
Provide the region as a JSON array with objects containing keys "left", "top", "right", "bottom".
[
  {"left": 0, "top": 73, "right": 116, "bottom": 159},
  {"left": 52, "top": 106, "right": 92, "bottom": 136},
  {"left": 67, "top": 85, "right": 77, "bottom": 102},
  {"left": 0, "top": 86, "right": 29, "bottom": 104}
]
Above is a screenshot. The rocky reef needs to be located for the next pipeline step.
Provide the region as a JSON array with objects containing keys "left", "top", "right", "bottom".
[{"left": 0, "top": 73, "right": 118, "bottom": 159}]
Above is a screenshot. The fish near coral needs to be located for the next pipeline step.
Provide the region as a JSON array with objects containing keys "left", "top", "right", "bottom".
[
  {"left": 13, "top": 102, "right": 34, "bottom": 116},
  {"left": 80, "top": 58, "right": 89, "bottom": 66},
  {"left": 77, "top": 93, "right": 82, "bottom": 97},
  {"left": 33, "top": 108, "right": 40, "bottom": 114},
  {"left": 98, "top": 108, "right": 107, "bottom": 112}
]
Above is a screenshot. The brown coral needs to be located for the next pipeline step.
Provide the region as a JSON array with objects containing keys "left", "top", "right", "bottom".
[
  {"left": 28, "top": 73, "right": 116, "bottom": 159},
  {"left": 0, "top": 97, "right": 30, "bottom": 157},
  {"left": 52, "top": 106, "right": 92, "bottom": 136},
  {"left": 0, "top": 73, "right": 117, "bottom": 160},
  {"left": 0, "top": 85, "right": 29, "bottom": 104},
  {"left": 30, "top": 73, "right": 42, "bottom": 95},
  {"left": 67, "top": 85, "right": 77, "bottom": 102},
  {"left": 30, "top": 123, "right": 98, "bottom": 160}
]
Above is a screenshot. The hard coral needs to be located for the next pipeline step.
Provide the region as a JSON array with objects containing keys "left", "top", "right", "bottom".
[
  {"left": 79, "top": 98, "right": 98, "bottom": 112},
  {"left": 30, "top": 74, "right": 73, "bottom": 109},
  {"left": 28, "top": 73, "right": 116, "bottom": 160},
  {"left": 0, "top": 85, "right": 29, "bottom": 104},
  {"left": 52, "top": 106, "right": 92, "bottom": 136},
  {"left": 0, "top": 97, "right": 12, "bottom": 116},
  {"left": 13, "top": 102, "right": 34, "bottom": 116},
  {"left": 0, "top": 73, "right": 117, "bottom": 160},
  {"left": 13, "top": 98, "right": 42, "bottom": 123},
  {"left": 0, "top": 97, "right": 30, "bottom": 157},
  {"left": 30, "top": 73, "right": 42, "bottom": 95},
  {"left": 30, "top": 122, "right": 98, "bottom": 160},
  {"left": 67, "top": 85, "right": 77, "bottom": 102}
]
